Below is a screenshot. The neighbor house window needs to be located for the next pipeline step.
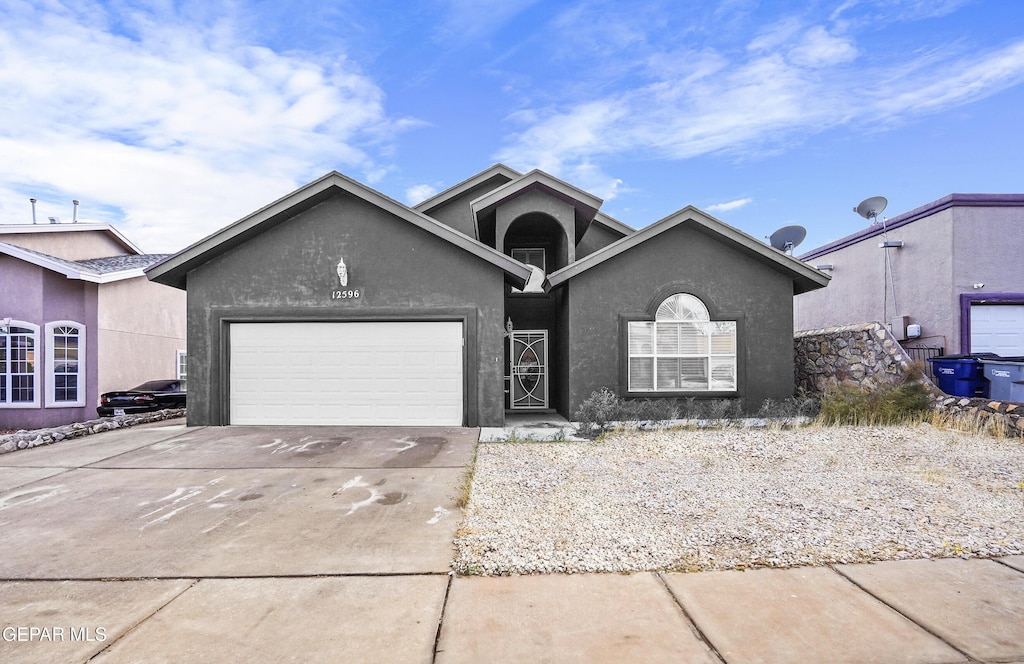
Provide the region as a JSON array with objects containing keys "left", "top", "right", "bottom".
[
  {"left": 628, "top": 294, "right": 736, "bottom": 392},
  {"left": 46, "top": 321, "right": 86, "bottom": 407},
  {"left": 1, "top": 321, "right": 40, "bottom": 408},
  {"left": 176, "top": 350, "right": 187, "bottom": 391},
  {"left": 511, "top": 248, "right": 546, "bottom": 293}
]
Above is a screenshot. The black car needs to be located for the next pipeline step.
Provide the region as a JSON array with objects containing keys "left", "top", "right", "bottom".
[{"left": 97, "top": 380, "right": 186, "bottom": 417}]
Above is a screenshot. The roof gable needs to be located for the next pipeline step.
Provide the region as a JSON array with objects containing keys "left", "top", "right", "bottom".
[
  {"left": 546, "top": 206, "right": 830, "bottom": 295},
  {"left": 0, "top": 241, "right": 167, "bottom": 283},
  {"left": 0, "top": 222, "right": 142, "bottom": 258},
  {"left": 592, "top": 211, "right": 634, "bottom": 236},
  {"left": 413, "top": 164, "right": 521, "bottom": 214},
  {"left": 469, "top": 169, "right": 603, "bottom": 221},
  {"left": 146, "top": 171, "right": 533, "bottom": 290}
]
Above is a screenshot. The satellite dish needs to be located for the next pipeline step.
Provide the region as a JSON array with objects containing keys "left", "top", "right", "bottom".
[
  {"left": 769, "top": 225, "right": 807, "bottom": 253},
  {"left": 854, "top": 196, "right": 888, "bottom": 221}
]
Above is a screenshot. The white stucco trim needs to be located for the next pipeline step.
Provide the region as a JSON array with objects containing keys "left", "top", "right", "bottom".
[
  {"left": 45, "top": 321, "right": 87, "bottom": 408},
  {"left": 0, "top": 320, "right": 41, "bottom": 409},
  {"left": 0, "top": 242, "right": 147, "bottom": 283}
]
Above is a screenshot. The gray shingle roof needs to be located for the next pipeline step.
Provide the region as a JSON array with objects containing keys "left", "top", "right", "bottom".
[
  {"left": 0, "top": 242, "right": 170, "bottom": 277},
  {"left": 76, "top": 254, "right": 171, "bottom": 273}
]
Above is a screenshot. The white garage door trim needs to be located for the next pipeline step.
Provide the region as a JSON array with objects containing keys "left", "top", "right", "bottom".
[
  {"left": 229, "top": 321, "right": 464, "bottom": 426},
  {"left": 970, "top": 304, "right": 1024, "bottom": 356}
]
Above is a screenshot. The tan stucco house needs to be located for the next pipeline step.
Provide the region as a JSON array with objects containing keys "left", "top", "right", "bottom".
[{"left": 0, "top": 223, "right": 186, "bottom": 430}]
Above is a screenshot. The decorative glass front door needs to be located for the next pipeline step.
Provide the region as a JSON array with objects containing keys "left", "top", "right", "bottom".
[{"left": 510, "top": 330, "right": 548, "bottom": 409}]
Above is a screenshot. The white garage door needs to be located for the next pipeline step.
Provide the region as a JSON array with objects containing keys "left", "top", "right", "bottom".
[
  {"left": 971, "top": 304, "right": 1024, "bottom": 356},
  {"left": 230, "top": 322, "right": 464, "bottom": 426}
]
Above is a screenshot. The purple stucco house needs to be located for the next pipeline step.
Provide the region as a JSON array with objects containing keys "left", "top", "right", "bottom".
[
  {"left": 0, "top": 223, "right": 186, "bottom": 430},
  {"left": 795, "top": 194, "right": 1024, "bottom": 357}
]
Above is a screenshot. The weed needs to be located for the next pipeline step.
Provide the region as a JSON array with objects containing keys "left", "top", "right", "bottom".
[
  {"left": 930, "top": 410, "right": 1013, "bottom": 439},
  {"left": 816, "top": 368, "right": 931, "bottom": 426},
  {"left": 455, "top": 446, "right": 479, "bottom": 510}
]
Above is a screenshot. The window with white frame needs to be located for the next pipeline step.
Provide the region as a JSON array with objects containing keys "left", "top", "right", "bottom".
[
  {"left": 511, "top": 247, "right": 546, "bottom": 293},
  {"left": 46, "top": 321, "right": 85, "bottom": 407},
  {"left": 628, "top": 294, "right": 737, "bottom": 392},
  {"left": 1, "top": 321, "right": 40, "bottom": 408},
  {"left": 176, "top": 350, "right": 187, "bottom": 391}
]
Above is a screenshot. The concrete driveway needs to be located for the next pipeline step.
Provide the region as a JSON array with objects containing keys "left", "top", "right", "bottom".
[
  {"left": 2, "top": 421, "right": 1023, "bottom": 663},
  {"left": 0, "top": 421, "right": 474, "bottom": 663}
]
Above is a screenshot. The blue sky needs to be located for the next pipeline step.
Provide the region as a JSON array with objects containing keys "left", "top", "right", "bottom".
[{"left": 1, "top": 0, "right": 1022, "bottom": 254}]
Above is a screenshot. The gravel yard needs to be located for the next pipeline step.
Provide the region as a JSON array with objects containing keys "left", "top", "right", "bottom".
[{"left": 453, "top": 423, "right": 1024, "bottom": 575}]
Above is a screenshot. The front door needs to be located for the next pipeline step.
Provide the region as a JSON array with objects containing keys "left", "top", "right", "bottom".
[{"left": 510, "top": 330, "right": 548, "bottom": 409}]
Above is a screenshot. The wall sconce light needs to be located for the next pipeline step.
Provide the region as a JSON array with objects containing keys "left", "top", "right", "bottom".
[
  {"left": 878, "top": 240, "right": 904, "bottom": 249},
  {"left": 814, "top": 264, "right": 834, "bottom": 272},
  {"left": 973, "top": 283, "right": 985, "bottom": 289},
  {"left": 504, "top": 317, "right": 514, "bottom": 338}
]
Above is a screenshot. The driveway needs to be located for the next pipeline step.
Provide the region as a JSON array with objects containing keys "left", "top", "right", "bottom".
[
  {"left": 3, "top": 421, "right": 1023, "bottom": 664},
  {"left": 0, "top": 421, "right": 475, "bottom": 663}
]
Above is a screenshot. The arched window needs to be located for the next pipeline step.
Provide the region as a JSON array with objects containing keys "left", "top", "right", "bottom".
[
  {"left": 46, "top": 321, "right": 86, "bottom": 407},
  {"left": 628, "top": 294, "right": 736, "bottom": 392},
  {"left": 0, "top": 321, "right": 40, "bottom": 408}
]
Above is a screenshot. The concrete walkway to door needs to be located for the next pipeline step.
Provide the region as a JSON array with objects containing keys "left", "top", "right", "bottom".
[{"left": 0, "top": 421, "right": 1022, "bottom": 663}]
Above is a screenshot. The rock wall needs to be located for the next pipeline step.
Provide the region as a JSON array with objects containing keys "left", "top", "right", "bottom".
[
  {"left": 795, "top": 322, "right": 1022, "bottom": 436},
  {"left": 0, "top": 409, "right": 185, "bottom": 455},
  {"left": 795, "top": 322, "right": 910, "bottom": 393}
]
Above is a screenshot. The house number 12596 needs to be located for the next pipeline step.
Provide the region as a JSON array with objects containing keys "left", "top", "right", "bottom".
[{"left": 332, "top": 289, "right": 361, "bottom": 299}]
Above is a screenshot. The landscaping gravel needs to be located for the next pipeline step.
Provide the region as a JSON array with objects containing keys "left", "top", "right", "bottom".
[{"left": 453, "top": 423, "right": 1024, "bottom": 575}]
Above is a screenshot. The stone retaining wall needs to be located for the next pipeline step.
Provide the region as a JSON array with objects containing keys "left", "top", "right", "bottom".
[
  {"left": 796, "top": 322, "right": 1022, "bottom": 436},
  {"left": 0, "top": 409, "right": 185, "bottom": 455},
  {"left": 795, "top": 322, "right": 911, "bottom": 393}
]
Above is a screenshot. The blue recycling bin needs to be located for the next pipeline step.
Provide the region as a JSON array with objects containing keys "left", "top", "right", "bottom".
[
  {"left": 928, "top": 354, "right": 993, "bottom": 398},
  {"left": 979, "top": 357, "right": 1024, "bottom": 403}
]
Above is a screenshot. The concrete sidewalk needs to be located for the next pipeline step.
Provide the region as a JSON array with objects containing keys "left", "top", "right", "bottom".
[{"left": 0, "top": 421, "right": 1022, "bottom": 663}]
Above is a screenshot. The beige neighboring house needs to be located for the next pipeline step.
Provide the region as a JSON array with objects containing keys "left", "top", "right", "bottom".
[{"left": 0, "top": 222, "right": 186, "bottom": 430}]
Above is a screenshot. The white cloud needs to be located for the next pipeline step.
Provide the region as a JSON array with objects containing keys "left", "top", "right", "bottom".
[
  {"left": 497, "top": 16, "right": 1024, "bottom": 187},
  {"left": 706, "top": 198, "right": 753, "bottom": 213},
  {"left": 787, "top": 26, "right": 858, "bottom": 68},
  {"left": 405, "top": 184, "right": 440, "bottom": 205},
  {"left": 435, "top": 0, "right": 543, "bottom": 44},
  {"left": 0, "top": 1, "right": 409, "bottom": 252}
]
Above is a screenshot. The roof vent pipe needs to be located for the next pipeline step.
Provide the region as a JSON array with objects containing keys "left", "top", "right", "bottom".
[
  {"left": 72, "top": 199, "right": 79, "bottom": 223},
  {"left": 30, "top": 198, "right": 37, "bottom": 224}
]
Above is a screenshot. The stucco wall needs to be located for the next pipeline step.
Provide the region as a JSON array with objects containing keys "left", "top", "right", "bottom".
[
  {"left": 576, "top": 222, "right": 625, "bottom": 259},
  {"left": 419, "top": 176, "right": 512, "bottom": 239},
  {"left": 495, "top": 190, "right": 575, "bottom": 266},
  {"left": 0, "top": 257, "right": 99, "bottom": 430},
  {"left": 794, "top": 209, "right": 955, "bottom": 350},
  {"left": 184, "top": 191, "right": 507, "bottom": 427},
  {"left": 564, "top": 223, "right": 797, "bottom": 415},
  {"left": 952, "top": 205, "right": 1024, "bottom": 294},
  {"left": 0, "top": 227, "right": 131, "bottom": 261},
  {"left": 96, "top": 277, "right": 187, "bottom": 395}
]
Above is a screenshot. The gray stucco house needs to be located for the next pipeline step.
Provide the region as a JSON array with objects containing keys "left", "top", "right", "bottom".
[
  {"left": 796, "top": 194, "right": 1024, "bottom": 357},
  {"left": 147, "top": 165, "right": 828, "bottom": 427},
  {"left": 0, "top": 223, "right": 187, "bottom": 430}
]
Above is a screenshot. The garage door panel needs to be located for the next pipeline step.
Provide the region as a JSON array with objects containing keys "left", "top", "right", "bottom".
[
  {"left": 971, "top": 304, "right": 1024, "bottom": 356},
  {"left": 229, "top": 322, "right": 464, "bottom": 426}
]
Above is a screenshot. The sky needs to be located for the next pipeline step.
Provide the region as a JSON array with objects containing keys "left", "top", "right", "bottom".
[{"left": 1, "top": 0, "right": 1023, "bottom": 255}]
